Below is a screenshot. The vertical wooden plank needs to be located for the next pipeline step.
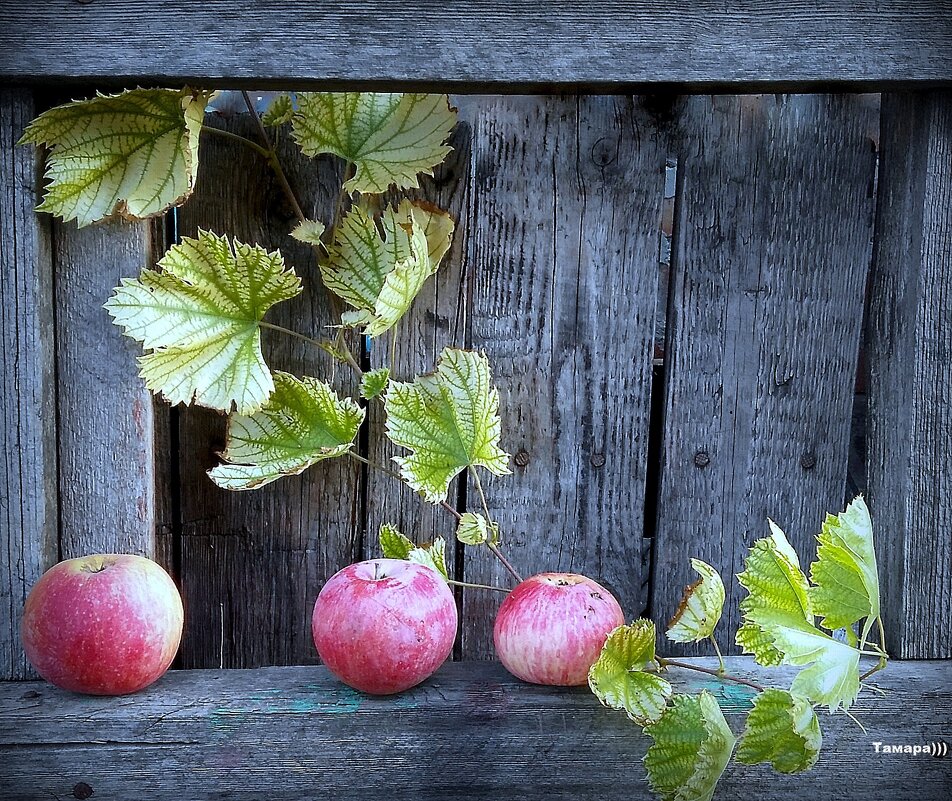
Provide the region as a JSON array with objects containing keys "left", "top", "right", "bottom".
[
  {"left": 176, "top": 111, "right": 359, "bottom": 669},
  {"left": 0, "top": 89, "right": 58, "bottom": 679},
  {"left": 462, "top": 96, "right": 668, "bottom": 658},
  {"left": 868, "top": 92, "right": 952, "bottom": 659},
  {"left": 363, "top": 114, "right": 472, "bottom": 569},
  {"left": 652, "top": 95, "right": 878, "bottom": 654},
  {"left": 54, "top": 217, "right": 164, "bottom": 560}
]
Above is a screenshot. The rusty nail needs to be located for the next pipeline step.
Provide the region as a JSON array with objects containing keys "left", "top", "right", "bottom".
[
  {"left": 694, "top": 450, "right": 710, "bottom": 468},
  {"left": 590, "top": 452, "right": 606, "bottom": 467},
  {"left": 514, "top": 450, "right": 530, "bottom": 467},
  {"left": 800, "top": 453, "right": 817, "bottom": 470}
]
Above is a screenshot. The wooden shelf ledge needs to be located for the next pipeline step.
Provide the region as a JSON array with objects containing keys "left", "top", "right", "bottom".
[{"left": 1, "top": 658, "right": 950, "bottom": 800}]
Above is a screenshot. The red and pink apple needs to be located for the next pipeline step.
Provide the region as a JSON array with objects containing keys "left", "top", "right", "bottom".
[
  {"left": 493, "top": 572, "right": 624, "bottom": 686},
  {"left": 21, "top": 554, "right": 184, "bottom": 695},
  {"left": 312, "top": 559, "right": 457, "bottom": 694}
]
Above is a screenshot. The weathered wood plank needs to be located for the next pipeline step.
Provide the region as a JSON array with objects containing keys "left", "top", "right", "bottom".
[
  {"left": 463, "top": 96, "right": 667, "bottom": 657},
  {"left": 651, "top": 95, "right": 878, "bottom": 655},
  {"left": 0, "top": 89, "right": 57, "bottom": 680},
  {"left": 1, "top": 659, "right": 949, "bottom": 800},
  {"left": 53, "top": 218, "right": 164, "bottom": 559},
  {"left": 175, "top": 112, "right": 360, "bottom": 669},
  {"left": 1, "top": 1, "right": 951, "bottom": 90},
  {"left": 867, "top": 92, "right": 952, "bottom": 659},
  {"left": 363, "top": 113, "right": 472, "bottom": 572}
]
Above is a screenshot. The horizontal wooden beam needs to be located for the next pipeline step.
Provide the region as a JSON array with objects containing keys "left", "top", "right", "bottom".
[
  {"left": 1, "top": 1, "right": 950, "bottom": 91},
  {"left": 1, "top": 659, "right": 950, "bottom": 799}
]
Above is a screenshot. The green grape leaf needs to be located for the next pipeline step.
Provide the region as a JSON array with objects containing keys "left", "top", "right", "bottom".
[
  {"left": 644, "top": 692, "right": 736, "bottom": 801},
  {"left": 385, "top": 347, "right": 511, "bottom": 503},
  {"left": 666, "top": 559, "right": 725, "bottom": 643},
  {"left": 809, "top": 496, "right": 880, "bottom": 646},
  {"left": 291, "top": 93, "right": 457, "bottom": 193},
  {"left": 736, "top": 689, "right": 822, "bottom": 774},
  {"left": 408, "top": 538, "right": 449, "bottom": 580},
  {"left": 379, "top": 523, "right": 414, "bottom": 560},
  {"left": 20, "top": 87, "right": 211, "bottom": 227},
  {"left": 737, "top": 521, "right": 861, "bottom": 712},
  {"left": 105, "top": 230, "right": 301, "bottom": 413},
  {"left": 588, "top": 620, "right": 671, "bottom": 725},
  {"left": 360, "top": 368, "right": 391, "bottom": 400},
  {"left": 456, "top": 512, "right": 499, "bottom": 546},
  {"left": 262, "top": 94, "right": 295, "bottom": 127},
  {"left": 323, "top": 200, "right": 454, "bottom": 337},
  {"left": 735, "top": 521, "right": 813, "bottom": 666},
  {"left": 290, "top": 219, "right": 326, "bottom": 246},
  {"left": 207, "top": 372, "right": 364, "bottom": 490}
]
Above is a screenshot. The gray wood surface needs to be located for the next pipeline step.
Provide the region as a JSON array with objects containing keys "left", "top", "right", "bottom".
[
  {"left": 0, "top": 89, "right": 57, "bottom": 680},
  {"left": 651, "top": 95, "right": 878, "bottom": 655},
  {"left": 174, "top": 111, "right": 360, "bottom": 669},
  {"left": 463, "top": 96, "right": 667, "bottom": 657},
  {"left": 867, "top": 92, "right": 952, "bottom": 659},
  {"left": 1, "top": 659, "right": 949, "bottom": 800},
  {"left": 363, "top": 114, "right": 472, "bottom": 575},
  {"left": 1, "top": 1, "right": 951, "bottom": 90},
  {"left": 53, "top": 218, "right": 163, "bottom": 560}
]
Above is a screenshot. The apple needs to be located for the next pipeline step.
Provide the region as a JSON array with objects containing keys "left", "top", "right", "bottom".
[
  {"left": 21, "top": 554, "right": 184, "bottom": 695},
  {"left": 312, "top": 558, "right": 457, "bottom": 695},
  {"left": 493, "top": 572, "right": 625, "bottom": 686}
]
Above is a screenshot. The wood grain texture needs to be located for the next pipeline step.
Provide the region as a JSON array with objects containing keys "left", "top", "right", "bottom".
[
  {"left": 1, "top": 659, "right": 949, "bottom": 800},
  {"left": 175, "top": 112, "right": 360, "bottom": 669},
  {"left": 867, "top": 92, "right": 952, "bottom": 659},
  {"left": 363, "top": 114, "right": 472, "bottom": 570},
  {"left": 651, "top": 95, "right": 878, "bottom": 655},
  {"left": 463, "top": 96, "right": 667, "bottom": 657},
  {"left": 1, "top": 1, "right": 951, "bottom": 90},
  {"left": 53, "top": 218, "right": 162, "bottom": 559},
  {"left": 0, "top": 89, "right": 57, "bottom": 680}
]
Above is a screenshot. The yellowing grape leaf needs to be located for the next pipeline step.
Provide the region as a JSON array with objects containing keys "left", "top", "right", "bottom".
[
  {"left": 666, "top": 559, "right": 725, "bottom": 643},
  {"left": 290, "top": 219, "right": 326, "bottom": 246},
  {"left": 379, "top": 523, "right": 414, "bottom": 560},
  {"left": 105, "top": 230, "right": 301, "bottom": 413},
  {"left": 385, "top": 348, "right": 511, "bottom": 503},
  {"left": 207, "top": 372, "right": 363, "bottom": 490},
  {"left": 456, "top": 512, "right": 499, "bottom": 546},
  {"left": 360, "top": 368, "right": 391, "bottom": 400},
  {"left": 588, "top": 620, "right": 671, "bottom": 725},
  {"left": 767, "top": 625, "right": 861, "bottom": 712},
  {"left": 20, "top": 87, "right": 211, "bottom": 227},
  {"left": 323, "top": 200, "right": 454, "bottom": 337},
  {"left": 644, "top": 692, "right": 736, "bottom": 801},
  {"left": 736, "top": 689, "right": 822, "bottom": 774},
  {"left": 291, "top": 93, "right": 456, "bottom": 193},
  {"left": 809, "top": 496, "right": 881, "bottom": 646},
  {"left": 408, "top": 538, "right": 449, "bottom": 580},
  {"left": 262, "top": 94, "right": 295, "bottom": 127}
]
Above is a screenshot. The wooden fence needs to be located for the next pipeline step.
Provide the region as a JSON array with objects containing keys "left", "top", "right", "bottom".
[{"left": 2, "top": 89, "right": 950, "bottom": 676}]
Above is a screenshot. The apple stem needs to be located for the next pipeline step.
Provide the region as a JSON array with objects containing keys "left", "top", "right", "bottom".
[
  {"left": 445, "top": 578, "right": 510, "bottom": 594},
  {"left": 656, "top": 657, "right": 766, "bottom": 693}
]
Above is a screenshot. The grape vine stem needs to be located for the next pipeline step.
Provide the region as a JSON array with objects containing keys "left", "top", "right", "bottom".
[{"left": 657, "top": 657, "right": 766, "bottom": 693}]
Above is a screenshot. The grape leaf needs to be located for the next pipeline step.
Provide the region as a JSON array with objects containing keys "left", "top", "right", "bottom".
[
  {"left": 291, "top": 93, "right": 456, "bottom": 193},
  {"left": 105, "top": 230, "right": 301, "bottom": 413},
  {"left": 207, "top": 372, "right": 364, "bottom": 490},
  {"left": 666, "top": 559, "right": 725, "bottom": 643},
  {"left": 290, "top": 219, "right": 326, "bottom": 246},
  {"left": 456, "top": 512, "right": 499, "bottom": 546},
  {"left": 588, "top": 620, "right": 671, "bottom": 725},
  {"left": 20, "top": 87, "right": 211, "bottom": 227},
  {"left": 262, "top": 94, "right": 294, "bottom": 127},
  {"left": 408, "top": 538, "right": 449, "bottom": 580},
  {"left": 360, "top": 368, "right": 391, "bottom": 400},
  {"left": 735, "top": 521, "right": 813, "bottom": 666},
  {"left": 737, "top": 521, "right": 861, "bottom": 712},
  {"left": 379, "top": 523, "right": 414, "bottom": 560},
  {"left": 644, "top": 692, "right": 736, "bottom": 801},
  {"left": 736, "top": 689, "right": 822, "bottom": 774},
  {"left": 809, "top": 496, "right": 880, "bottom": 646},
  {"left": 323, "top": 200, "right": 454, "bottom": 337},
  {"left": 385, "top": 348, "right": 511, "bottom": 503}
]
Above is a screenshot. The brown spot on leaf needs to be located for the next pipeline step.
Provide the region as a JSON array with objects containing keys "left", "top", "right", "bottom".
[{"left": 667, "top": 578, "right": 702, "bottom": 630}]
